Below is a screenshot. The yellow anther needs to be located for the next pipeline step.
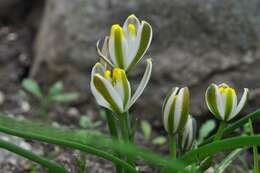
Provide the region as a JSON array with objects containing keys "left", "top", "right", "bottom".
[
  {"left": 219, "top": 86, "right": 235, "bottom": 94},
  {"left": 128, "top": 24, "right": 137, "bottom": 37},
  {"left": 111, "top": 24, "right": 124, "bottom": 37},
  {"left": 112, "top": 68, "right": 122, "bottom": 83},
  {"left": 104, "top": 70, "right": 111, "bottom": 79}
]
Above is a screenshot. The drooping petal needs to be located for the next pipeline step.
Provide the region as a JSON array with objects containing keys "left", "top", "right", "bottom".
[
  {"left": 205, "top": 84, "right": 223, "bottom": 120},
  {"left": 90, "top": 63, "right": 111, "bottom": 110},
  {"left": 126, "top": 21, "right": 153, "bottom": 72},
  {"left": 162, "top": 87, "right": 179, "bottom": 133},
  {"left": 93, "top": 74, "right": 124, "bottom": 113},
  {"left": 127, "top": 59, "right": 152, "bottom": 109},
  {"left": 228, "top": 88, "right": 249, "bottom": 121},
  {"left": 96, "top": 38, "right": 114, "bottom": 67},
  {"left": 109, "top": 25, "right": 128, "bottom": 69},
  {"left": 175, "top": 87, "right": 189, "bottom": 133}
]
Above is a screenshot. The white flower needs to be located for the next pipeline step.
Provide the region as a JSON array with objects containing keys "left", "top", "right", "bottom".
[
  {"left": 162, "top": 87, "right": 190, "bottom": 134},
  {"left": 180, "top": 115, "right": 196, "bottom": 151},
  {"left": 205, "top": 83, "right": 249, "bottom": 121},
  {"left": 97, "top": 14, "right": 152, "bottom": 72},
  {"left": 91, "top": 59, "right": 152, "bottom": 113}
]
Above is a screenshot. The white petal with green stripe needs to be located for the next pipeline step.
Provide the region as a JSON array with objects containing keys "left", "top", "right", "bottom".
[
  {"left": 180, "top": 115, "right": 196, "bottom": 151},
  {"left": 205, "top": 83, "right": 249, "bottom": 121},
  {"left": 162, "top": 87, "right": 190, "bottom": 134},
  {"left": 127, "top": 59, "right": 152, "bottom": 109}
]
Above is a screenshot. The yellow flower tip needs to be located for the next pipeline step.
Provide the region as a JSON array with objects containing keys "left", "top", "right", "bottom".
[
  {"left": 219, "top": 86, "right": 235, "bottom": 94},
  {"left": 111, "top": 24, "right": 124, "bottom": 36},
  {"left": 112, "top": 68, "right": 124, "bottom": 82},
  {"left": 128, "top": 24, "right": 137, "bottom": 37},
  {"left": 104, "top": 70, "right": 111, "bottom": 79}
]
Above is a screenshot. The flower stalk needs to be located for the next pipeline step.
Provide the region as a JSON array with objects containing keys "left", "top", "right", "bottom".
[{"left": 248, "top": 118, "right": 259, "bottom": 173}]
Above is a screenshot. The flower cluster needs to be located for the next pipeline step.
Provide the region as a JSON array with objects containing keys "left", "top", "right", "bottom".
[
  {"left": 90, "top": 14, "right": 250, "bottom": 155},
  {"left": 91, "top": 15, "right": 153, "bottom": 114}
]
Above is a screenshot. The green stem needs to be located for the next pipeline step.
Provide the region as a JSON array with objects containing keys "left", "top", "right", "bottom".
[
  {"left": 0, "top": 139, "right": 69, "bottom": 173},
  {"left": 105, "top": 109, "right": 124, "bottom": 173},
  {"left": 168, "top": 134, "right": 177, "bottom": 159},
  {"left": 249, "top": 118, "right": 259, "bottom": 173},
  {"left": 105, "top": 109, "right": 119, "bottom": 139},
  {"left": 214, "top": 121, "right": 226, "bottom": 141},
  {"left": 200, "top": 121, "right": 226, "bottom": 171},
  {"left": 119, "top": 112, "right": 135, "bottom": 168}
]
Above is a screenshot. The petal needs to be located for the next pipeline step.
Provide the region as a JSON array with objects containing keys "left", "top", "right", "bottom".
[
  {"left": 90, "top": 63, "right": 111, "bottom": 110},
  {"left": 109, "top": 25, "right": 128, "bottom": 69},
  {"left": 162, "top": 87, "right": 179, "bottom": 133},
  {"left": 127, "top": 59, "right": 152, "bottom": 109},
  {"left": 113, "top": 69, "right": 131, "bottom": 109},
  {"left": 175, "top": 87, "right": 189, "bottom": 133},
  {"left": 93, "top": 74, "right": 124, "bottom": 113},
  {"left": 123, "top": 14, "right": 141, "bottom": 35},
  {"left": 181, "top": 115, "right": 196, "bottom": 151},
  {"left": 126, "top": 21, "right": 153, "bottom": 72},
  {"left": 223, "top": 89, "right": 236, "bottom": 121},
  {"left": 228, "top": 88, "right": 249, "bottom": 121},
  {"left": 96, "top": 38, "right": 114, "bottom": 67},
  {"left": 205, "top": 84, "right": 223, "bottom": 120}
]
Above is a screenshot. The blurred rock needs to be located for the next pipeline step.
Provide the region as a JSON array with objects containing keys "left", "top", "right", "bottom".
[{"left": 32, "top": 0, "right": 260, "bottom": 120}]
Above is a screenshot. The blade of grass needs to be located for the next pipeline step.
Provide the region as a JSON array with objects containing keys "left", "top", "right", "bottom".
[
  {"left": 248, "top": 118, "right": 259, "bottom": 173},
  {"left": 181, "top": 135, "right": 260, "bottom": 165},
  {"left": 213, "top": 148, "right": 243, "bottom": 173},
  {"left": 0, "top": 115, "right": 191, "bottom": 173},
  {"left": 200, "top": 109, "right": 260, "bottom": 146},
  {"left": 0, "top": 139, "right": 69, "bottom": 173}
]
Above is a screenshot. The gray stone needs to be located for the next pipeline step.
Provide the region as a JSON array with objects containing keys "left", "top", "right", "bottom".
[{"left": 31, "top": 0, "right": 260, "bottom": 119}]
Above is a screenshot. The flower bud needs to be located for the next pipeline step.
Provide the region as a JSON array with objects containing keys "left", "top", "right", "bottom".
[
  {"left": 180, "top": 115, "right": 196, "bottom": 151},
  {"left": 205, "top": 83, "right": 249, "bottom": 121},
  {"left": 162, "top": 87, "right": 190, "bottom": 134}
]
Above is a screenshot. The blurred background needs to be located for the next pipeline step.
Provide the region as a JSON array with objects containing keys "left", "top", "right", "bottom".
[{"left": 0, "top": 0, "right": 260, "bottom": 172}]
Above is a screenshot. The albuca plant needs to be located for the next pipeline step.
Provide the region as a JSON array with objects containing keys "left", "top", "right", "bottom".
[{"left": 0, "top": 14, "right": 260, "bottom": 173}]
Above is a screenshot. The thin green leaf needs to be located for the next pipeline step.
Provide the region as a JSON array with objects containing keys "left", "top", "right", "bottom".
[
  {"left": 140, "top": 120, "right": 151, "bottom": 141},
  {"left": 0, "top": 139, "right": 69, "bottom": 173},
  {"left": 214, "top": 149, "right": 243, "bottom": 173},
  {"left": 181, "top": 135, "right": 260, "bottom": 165},
  {"left": 22, "top": 79, "right": 43, "bottom": 99},
  {"left": 0, "top": 115, "right": 192, "bottom": 173},
  {"left": 200, "top": 109, "right": 260, "bottom": 146},
  {"left": 51, "top": 93, "right": 79, "bottom": 103}
]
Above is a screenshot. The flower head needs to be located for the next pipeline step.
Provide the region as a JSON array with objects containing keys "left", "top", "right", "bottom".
[
  {"left": 162, "top": 87, "right": 190, "bottom": 134},
  {"left": 180, "top": 115, "right": 196, "bottom": 151},
  {"left": 97, "top": 14, "right": 152, "bottom": 72},
  {"left": 205, "top": 83, "right": 249, "bottom": 121},
  {"left": 91, "top": 59, "right": 152, "bottom": 113}
]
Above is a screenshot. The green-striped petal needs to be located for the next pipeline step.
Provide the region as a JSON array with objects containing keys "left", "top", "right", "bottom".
[
  {"left": 176, "top": 87, "right": 190, "bottom": 133},
  {"left": 205, "top": 84, "right": 222, "bottom": 120},
  {"left": 109, "top": 25, "right": 127, "bottom": 69},
  {"left": 113, "top": 69, "right": 131, "bottom": 108},
  {"left": 96, "top": 38, "right": 114, "bottom": 68},
  {"left": 223, "top": 88, "right": 236, "bottom": 121},
  {"left": 127, "top": 59, "right": 152, "bottom": 109},
  {"left": 228, "top": 88, "right": 249, "bottom": 121},
  {"left": 93, "top": 74, "right": 124, "bottom": 113},
  {"left": 180, "top": 115, "right": 196, "bottom": 151},
  {"left": 162, "top": 87, "right": 179, "bottom": 133},
  {"left": 126, "top": 21, "right": 152, "bottom": 72},
  {"left": 90, "top": 63, "right": 111, "bottom": 110}
]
